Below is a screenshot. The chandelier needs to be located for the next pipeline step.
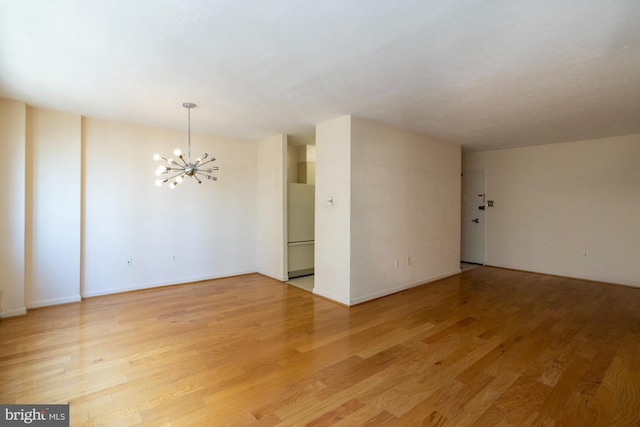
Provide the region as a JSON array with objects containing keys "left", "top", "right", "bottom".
[{"left": 154, "top": 103, "right": 218, "bottom": 188}]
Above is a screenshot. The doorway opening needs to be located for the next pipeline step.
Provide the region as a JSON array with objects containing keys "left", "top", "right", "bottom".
[{"left": 286, "top": 141, "right": 315, "bottom": 292}]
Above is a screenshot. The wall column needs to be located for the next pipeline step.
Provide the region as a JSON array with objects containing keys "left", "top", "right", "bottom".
[{"left": 0, "top": 99, "right": 27, "bottom": 317}]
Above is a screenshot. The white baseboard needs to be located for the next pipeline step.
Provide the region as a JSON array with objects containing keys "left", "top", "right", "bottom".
[
  {"left": 486, "top": 263, "right": 640, "bottom": 289},
  {"left": 27, "top": 295, "right": 81, "bottom": 309},
  {"left": 0, "top": 307, "right": 27, "bottom": 318},
  {"left": 257, "top": 271, "right": 287, "bottom": 282},
  {"left": 82, "top": 270, "right": 256, "bottom": 298},
  {"left": 349, "top": 269, "right": 461, "bottom": 306},
  {"left": 312, "top": 288, "right": 350, "bottom": 306}
]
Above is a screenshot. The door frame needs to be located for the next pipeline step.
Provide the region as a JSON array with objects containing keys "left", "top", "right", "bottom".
[{"left": 461, "top": 170, "right": 485, "bottom": 264}]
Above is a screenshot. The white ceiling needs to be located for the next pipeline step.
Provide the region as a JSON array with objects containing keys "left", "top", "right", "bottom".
[{"left": 1, "top": 0, "right": 640, "bottom": 151}]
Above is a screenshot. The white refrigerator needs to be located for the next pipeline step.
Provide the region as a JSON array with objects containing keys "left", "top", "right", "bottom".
[{"left": 287, "top": 183, "right": 314, "bottom": 278}]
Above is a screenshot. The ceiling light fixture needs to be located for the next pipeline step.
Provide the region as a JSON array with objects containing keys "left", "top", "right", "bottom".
[{"left": 154, "top": 103, "right": 218, "bottom": 188}]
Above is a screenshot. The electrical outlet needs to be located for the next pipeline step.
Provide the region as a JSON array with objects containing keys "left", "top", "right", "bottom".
[
  {"left": 582, "top": 251, "right": 589, "bottom": 258},
  {"left": 126, "top": 258, "right": 133, "bottom": 267},
  {"left": 407, "top": 256, "right": 412, "bottom": 266},
  {"left": 394, "top": 259, "right": 398, "bottom": 268},
  {"left": 171, "top": 254, "right": 177, "bottom": 262}
]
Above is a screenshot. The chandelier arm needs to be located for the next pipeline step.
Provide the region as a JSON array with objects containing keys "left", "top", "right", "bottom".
[
  {"left": 157, "top": 173, "right": 183, "bottom": 186},
  {"left": 166, "top": 171, "right": 187, "bottom": 181},
  {"left": 195, "top": 172, "right": 218, "bottom": 181},
  {"left": 198, "top": 158, "right": 217, "bottom": 167},
  {"left": 199, "top": 168, "right": 219, "bottom": 174}
]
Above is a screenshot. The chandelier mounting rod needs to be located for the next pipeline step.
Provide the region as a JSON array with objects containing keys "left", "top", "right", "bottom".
[{"left": 183, "top": 102, "right": 196, "bottom": 163}]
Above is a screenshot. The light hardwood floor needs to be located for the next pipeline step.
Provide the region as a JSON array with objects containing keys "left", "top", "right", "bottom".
[{"left": 1, "top": 267, "right": 640, "bottom": 426}]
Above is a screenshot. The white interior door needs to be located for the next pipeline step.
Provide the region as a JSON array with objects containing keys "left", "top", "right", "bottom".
[{"left": 461, "top": 171, "right": 485, "bottom": 264}]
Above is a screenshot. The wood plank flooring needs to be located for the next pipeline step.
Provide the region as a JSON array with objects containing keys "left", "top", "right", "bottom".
[{"left": 1, "top": 267, "right": 640, "bottom": 426}]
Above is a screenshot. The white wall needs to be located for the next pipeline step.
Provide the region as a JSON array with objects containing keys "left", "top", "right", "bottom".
[
  {"left": 315, "top": 116, "right": 461, "bottom": 305},
  {"left": 256, "top": 134, "right": 287, "bottom": 280},
  {"left": 1, "top": 97, "right": 294, "bottom": 316},
  {"left": 83, "top": 117, "right": 257, "bottom": 296},
  {"left": 0, "top": 99, "right": 27, "bottom": 317},
  {"left": 26, "top": 107, "right": 82, "bottom": 307},
  {"left": 463, "top": 134, "right": 640, "bottom": 287},
  {"left": 350, "top": 117, "right": 461, "bottom": 303},
  {"left": 314, "top": 116, "right": 352, "bottom": 304}
]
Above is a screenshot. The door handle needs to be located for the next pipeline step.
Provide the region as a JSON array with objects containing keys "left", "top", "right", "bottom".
[{"left": 472, "top": 219, "right": 480, "bottom": 223}]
